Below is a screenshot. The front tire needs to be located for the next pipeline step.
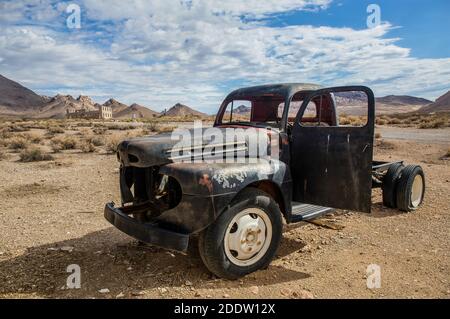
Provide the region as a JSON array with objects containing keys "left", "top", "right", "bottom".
[{"left": 198, "top": 188, "right": 282, "bottom": 279}]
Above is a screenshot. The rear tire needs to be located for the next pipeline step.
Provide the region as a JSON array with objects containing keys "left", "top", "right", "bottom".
[
  {"left": 396, "top": 165, "right": 425, "bottom": 212},
  {"left": 382, "top": 163, "right": 404, "bottom": 208},
  {"left": 198, "top": 188, "right": 282, "bottom": 280}
]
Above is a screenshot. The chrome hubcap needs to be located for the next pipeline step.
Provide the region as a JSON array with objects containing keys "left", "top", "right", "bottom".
[
  {"left": 411, "top": 174, "right": 423, "bottom": 207},
  {"left": 224, "top": 208, "right": 272, "bottom": 266}
]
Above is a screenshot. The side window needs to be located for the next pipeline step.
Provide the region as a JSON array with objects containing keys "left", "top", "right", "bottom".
[
  {"left": 299, "top": 91, "right": 369, "bottom": 127},
  {"left": 279, "top": 100, "right": 317, "bottom": 124},
  {"left": 298, "top": 100, "right": 318, "bottom": 125},
  {"left": 299, "top": 95, "right": 330, "bottom": 126},
  {"left": 222, "top": 100, "right": 251, "bottom": 123},
  {"left": 333, "top": 91, "right": 368, "bottom": 127}
]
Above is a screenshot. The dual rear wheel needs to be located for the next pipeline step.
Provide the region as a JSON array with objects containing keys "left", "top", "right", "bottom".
[{"left": 382, "top": 164, "right": 425, "bottom": 211}]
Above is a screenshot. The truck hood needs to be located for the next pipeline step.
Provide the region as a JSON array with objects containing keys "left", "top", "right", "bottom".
[{"left": 117, "top": 126, "right": 278, "bottom": 167}]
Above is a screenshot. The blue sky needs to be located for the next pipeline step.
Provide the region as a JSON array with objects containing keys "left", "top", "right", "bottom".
[
  {"left": 268, "top": 0, "right": 450, "bottom": 58},
  {"left": 0, "top": 0, "right": 449, "bottom": 113}
]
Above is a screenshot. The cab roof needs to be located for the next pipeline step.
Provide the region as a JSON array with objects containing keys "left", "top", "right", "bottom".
[{"left": 226, "top": 83, "right": 323, "bottom": 100}]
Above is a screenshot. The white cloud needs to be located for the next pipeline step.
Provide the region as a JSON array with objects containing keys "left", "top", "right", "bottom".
[{"left": 0, "top": 0, "right": 449, "bottom": 113}]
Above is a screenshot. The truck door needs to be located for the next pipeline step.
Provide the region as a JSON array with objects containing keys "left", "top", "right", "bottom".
[{"left": 290, "top": 86, "right": 375, "bottom": 213}]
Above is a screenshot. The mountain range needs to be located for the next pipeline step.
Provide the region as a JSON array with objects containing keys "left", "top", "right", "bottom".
[
  {"left": 419, "top": 91, "right": 450, "bottom": 113},
  {"left": 162, "top": 103, "right": 207, "bottom": 117},
  {"left": 0, "top": 74, "right": 46, "bottom": 116},
  {"left": 0, "top": 75, "right": 205, "bottom": 119},
  {"left": 0, "top": 74, "right": 448, "bottom": 118}
]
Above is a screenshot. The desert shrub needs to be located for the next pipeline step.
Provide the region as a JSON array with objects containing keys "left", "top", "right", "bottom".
[
  {"left": 75, "top": 128, "right": 91, "bottom": 137},
  {"left": 375, "top": 132, "right": 382, "bottom": 139},
  {"left": 8, "top": 124, "right": 29, "bottom": 132},
  {"left": 339, "top": 115, "right": 366, "bottom": 126},
  {"left": 93, "top": 127, "right": 107, "bottom": 135},
  {"left": 445, "top": 149, "right": 450, "bottom": 158},
  {"left": 140, "top": 127, "right": 151, "bottom": 135},
  {"left": 433, "top": 119, "right": 447, "bottom": 128},
  {"left": 140, "top": 122, "right": 173, "bottom": 134},
  {"left": 388, "top": 118, "right": 402, "bottom": 125},
  {"left": 24, "top": 133, "right": 43, "bottom": 144},
  {"left": 50, "top": 142, "right": 62, "bottom": 153},
  {"left": 0, "top": 150, "right": 6, "bottom": 161},
  {"left": 376, "top": 118, "right": 387, "bottom": 125},
  {"left": 80, "top": 141, "right": 96, "bottom": 153},
  {"left": 419, "top": 119, "right": 446, "bottom": 129},
  {"left": 145, "top": 122, "right": 158, "bottom": 132},
  {"left": 76, "top": 121, "right": 93, "bottom": 127},
  {"left": 26, "top": 122, "right": 47, "bottom": 130},
  {"left": 50, "top": 136, "right": 78, "bottom": 151},
  {"left": 339, "top": 116, "right": 351, "bottom": 125},
  {"left": 407, "top": 116, "right": 421, "bottom": 124},
  {"left": 19, "top": 147, "right": 54, "bottom": 162},
  {"left": 0, "top": 129, "right": 13, "bottom": 139},
  {"left": 128, "top": 131, "right": 143, "bottom": 138},
  {"left": 88, "top": 136, "right": 104, "bottom": 146},
  {"left": 105, "top": 123, "right": 120, "bottom": 130},
  {"left": 157, "top": 125, "right": 176, "bottom": 133},
  {"left": 107, "top": 123, "right": 137, "bottom": 131},
  {"left": 105, "top": 136, "right": 122, "bottom": 153},
  {"left": 47, "top": 126, "right": 65, "bottom": 134},
  {"left": 7, "top": 137, "right": 29, "bottom": 150}
]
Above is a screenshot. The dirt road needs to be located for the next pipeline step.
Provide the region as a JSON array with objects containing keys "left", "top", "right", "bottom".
[
  {"left": 0, "top": 127, "right": 449, "bottom": 299},
  {"left": 377, "top": 127, "right": 450, "bottom": 144}
]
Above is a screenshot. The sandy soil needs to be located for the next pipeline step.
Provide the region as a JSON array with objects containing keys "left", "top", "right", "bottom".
[{"left": 0, "top": 125, "right": 449, "bottom": 299}]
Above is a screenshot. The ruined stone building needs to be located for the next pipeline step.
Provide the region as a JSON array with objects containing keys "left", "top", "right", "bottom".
[{"left": 66, "top": 104, "right": 113, "bottom": 119}]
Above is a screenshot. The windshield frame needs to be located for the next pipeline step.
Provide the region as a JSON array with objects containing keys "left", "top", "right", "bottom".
[{"left": 214, "top": 94, "right": 287, "bottom": 130}]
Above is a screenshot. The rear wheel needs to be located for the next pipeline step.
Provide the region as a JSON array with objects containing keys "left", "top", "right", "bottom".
[
  {"left": 382, "top": 162, "right": 404, "bottom": 208},
  {"left": 198, "top": 188, "right": 282, "bottom": 279},
  {"left": 396, "top": 165, "right": 425, "bottom": 212}
]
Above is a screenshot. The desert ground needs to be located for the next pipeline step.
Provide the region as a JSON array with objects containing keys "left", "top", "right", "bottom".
[{"left": 0, "top": 120, "right": 449, "bottom": 299}]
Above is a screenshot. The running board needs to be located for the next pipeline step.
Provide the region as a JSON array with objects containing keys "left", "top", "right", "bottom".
[{"left": 290, "top": 202, "right": 334, "bottom": 223}]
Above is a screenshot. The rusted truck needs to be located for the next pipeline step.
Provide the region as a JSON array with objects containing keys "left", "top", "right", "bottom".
[{"left": 105, "top": 84, "right": 425, "bottom": 279}]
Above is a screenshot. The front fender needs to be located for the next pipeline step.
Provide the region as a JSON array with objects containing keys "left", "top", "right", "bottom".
[
  {"left": 159, "top": 160, "right": 291, "bottom": 196},
  {"left": 156, "top": 160, "right": 292, "bottom": 233}
]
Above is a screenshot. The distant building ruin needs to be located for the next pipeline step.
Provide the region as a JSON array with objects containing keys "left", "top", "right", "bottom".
[{"left": 66, "top": 104, "right": 113, "bottom": 119}]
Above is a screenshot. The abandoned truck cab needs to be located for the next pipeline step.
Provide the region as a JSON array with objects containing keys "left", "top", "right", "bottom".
[{"left": 105, "top": 84, "right": 426, "bottom": 279}]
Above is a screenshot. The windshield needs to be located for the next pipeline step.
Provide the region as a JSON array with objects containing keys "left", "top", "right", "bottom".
[{"left": 217, "top": 94, "right": 285, "bottom": 128}]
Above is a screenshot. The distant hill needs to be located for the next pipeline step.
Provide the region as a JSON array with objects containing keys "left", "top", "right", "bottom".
[
  {"left": 420, "top": 91, "right": 450, "bottom": 113},
  {"left": 0, "top": 74, "right": 171, "bottom": 119},
  {"left": 163, "top": 103, "right": 206, "bottom": 117},
  {"left": 335, "top": 91, "right": 368, "bottom": 105},
  {"left": 0, "top": 74, "right": 46, "bottom": 115},
  {"left": 102, "top": 98, "right": 129, "bottom": 114},
  {"left": 376, "top": 95, "right": 432, "bottom": 106},
  {"left": 35, "top": 94, "right": 97, "bottom": 119},
  {"left": 375, "top": 95, "right": 433, "bottom": 115},
  {"left": 333, "top": 93, "right": 432, "bottom": 115},
  {"left": 115, "top": 103, "right": 159, "bottom": 119},
  {"left": 234, "top": 104, "right": 251, "bottom": 114}
]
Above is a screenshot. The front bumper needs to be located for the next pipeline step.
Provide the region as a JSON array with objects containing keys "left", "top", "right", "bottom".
[{"left": 104, "top": 202, "right": 189, "bottom": 252}]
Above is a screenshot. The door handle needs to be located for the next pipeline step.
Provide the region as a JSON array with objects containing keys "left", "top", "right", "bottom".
[{"left": 362, "top": 143, "right": 371, "bottom": 152}]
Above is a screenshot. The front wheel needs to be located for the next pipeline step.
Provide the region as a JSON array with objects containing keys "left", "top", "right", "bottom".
[{"left": 198, "top": 188, "right": 282, "bottom": 279}]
